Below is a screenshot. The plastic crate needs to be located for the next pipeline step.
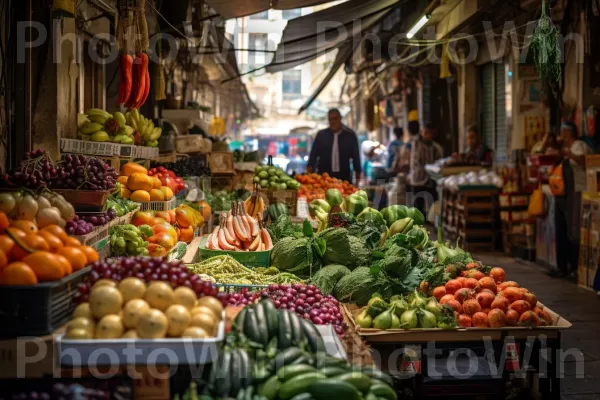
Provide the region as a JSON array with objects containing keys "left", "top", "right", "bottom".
[
  {"left": 198, "top": 236, "right": 271, "bottom": 268},
  {"left": 138, "top": 197, "right": 177, "bottom": 212},
  {"left": 0, "top": 267, "right": 90, "bottom": 338}
]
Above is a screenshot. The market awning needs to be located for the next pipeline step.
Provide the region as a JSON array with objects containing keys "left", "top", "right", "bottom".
[
  {"left": 265, "top": 0, "right": 400, "bottom": 73},
  {"left": 204, "top": 0, "right": 333, "bottom": 19}
]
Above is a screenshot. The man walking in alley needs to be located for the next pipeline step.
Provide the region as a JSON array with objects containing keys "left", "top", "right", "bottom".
[{"left": 307, "top": 108, "right": 362, "bottom": 184}]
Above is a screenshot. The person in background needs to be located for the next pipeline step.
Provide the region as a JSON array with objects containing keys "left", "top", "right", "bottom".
[
  {"left": 387, "top": 127, "right": 404, "bottom": 169},
  {"left": 465, "top": 125, "right": 493, "bottom": 164},
  {"left": 550, "top": 121, "right": 593, "bottom": 279},
  {"left": 307, "top": 108, "right": 362, "bottom": 184},
  {"left": 532, "top": 132, "right": 560, "bottom": 155},
  {"left": 400, "top": 123, "right": 444, "bottom": 215}
]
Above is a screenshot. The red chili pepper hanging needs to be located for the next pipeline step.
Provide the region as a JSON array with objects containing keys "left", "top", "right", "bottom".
[
  {"left": 139, "top": 56, "right": 151, "bottom": 108},
  {"left": 126, "top": 54, "right": 140, "bottom": 109},
  {"left": 118, "top": 53, "right": 133, "bottom": 106},
  {"left": 131, "top": 52, "right": 148, "bottom": 109}
]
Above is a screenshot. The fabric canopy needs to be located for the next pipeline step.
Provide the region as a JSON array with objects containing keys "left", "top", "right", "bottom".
[
  {"left": 205, "top": 0, "right": 332, "bottom": 19},
  {"left": 265, "top": 0, "right": 399, "bottom": 73}
]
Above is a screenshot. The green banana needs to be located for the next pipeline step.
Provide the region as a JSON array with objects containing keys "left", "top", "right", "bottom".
[
  {"left": 77, "top": 113, "right": 90, "bottom": 128},
  {"left": 121, "top": 136, "right": 134, "bottom": 144},
  {"left": 91, "top": 131, "right": 110, "bottom": 142},
  {"left": 113, "top": 134, "right": 127, "bottom": 143},
  {"left": 86, "top": 108, "right": 112, "bottom": 119},
  {"left": 117, "top": 126, "right": 134, "bottom": 136},
  {"left": 149, "top": 127, "right": 162, "bottom": 141},
  {"left": 80, "top": 122, "right": 104, "bottom": 134},
  {"left": 113, "top": 111, "right": 126, "bottom": 128},
  {"left": 88, "top": 114, "right": 109, "bottom": 124}
]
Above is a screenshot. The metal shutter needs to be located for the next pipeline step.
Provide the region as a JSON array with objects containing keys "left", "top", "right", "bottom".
[
  {"left": 494, "top": 63, "right": 507, "bottom": 162},
  {"left": 480, "top": 64, "right": 494, "bottom": 151}
]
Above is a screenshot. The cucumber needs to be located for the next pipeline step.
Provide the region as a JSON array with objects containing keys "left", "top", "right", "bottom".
[
  {"left": 261, "top": 299, "right": 280, "bottom": 340},
  {"left": 244, "top": 309, "right": 262, "bottom": 344},
  {"left": 362, "top": 368, "right": 394, "bottom": 387},
  {"left": 277, "top": 364, "right": 317, "bottom": 382},
  {"left": 318, "top": 366, "right": 349, "bottom": 377},
  {"left": 309, "top": 379, "right": 361, "bottom": 400},
  {"left": 364, "top": 394, "right": 378, "bottom": 400},
  {"left": 214, "top": 351, "right": 232, "bottom": 396},
  {"left": 299, "top": 319, "right": 325, "bottom": 353},
  {"left": 290, "top": 356, "right": 310, "bottom": 366},
  {"left": 239, "top": 349, "right": 252, "bottom": 388},
  {"left": 369, "top": 383, "right": 398, "bottom": 400},
  {"left": 230, "top": 350, "right": 242, "bottom": 395},
  {"left": 235, "top": 307, "right": 248, "bottom": 330},
  {"left": 258, "top": 375, "right": 281, "bottom": 400},
  {"left": 273, "top": 347, "right": 302, "bottom": 371},
  {"left": 335, "top": 372, "right": 372, "bottom": 393},
  {"left": 287, "top": 310, "right": 303, "bottom": 344},
  {"left": 289, "top": 394, "right": 315, "bottom": 400},
  {"left": 254, "top": 301, "right": 270, "bottom": 346},
  {"left": 278, "top": 309, "right": 293, "bottom": 349},
  {"left": 278, "top": 372, "right": 326, "bottom": 400}
]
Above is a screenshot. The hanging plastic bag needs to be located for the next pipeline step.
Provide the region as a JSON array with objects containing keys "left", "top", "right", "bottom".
[{"left": 528, "top": 185, "right": 545, "bottom": 217}]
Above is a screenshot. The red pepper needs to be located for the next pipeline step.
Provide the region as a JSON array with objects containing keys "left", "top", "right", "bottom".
[
  {"left": 118, "top": 53, "right": 133, "bottom": 105},
  {"left": 126, "top": 54, "right": 140, "bottom": 109},
  {"left": 139, "top": 56, "right": 151, "bottom": 107},
  {"left": 132, "top": 52, "right": 149, "bottom": 109}
]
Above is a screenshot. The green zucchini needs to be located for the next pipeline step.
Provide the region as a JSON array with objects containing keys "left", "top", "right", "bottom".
[
  {"left": 369, "top": 383, "right": 397, "bottom": 400},
  {"left": 287, "top": 310, "right": 303, "bottom": 345},
  {"left": 299, "top": 319, "right": 325, "bottom": 353},
  {"left": 258, "top": 375, "right": 281, "bottom": 400},
  {"left": 335, "top": 372, "right": 372, "bottom": 393},
  {"left": 238, "top": 349, "right": 252, "bottom": 388},
  {"left": 290, "top": 356, "right": 310, "bottom": 366},
  {"left": 309, "top": 379, "right": 361, "bottom": 400},
  {"left": 230, "top": 350, "right": 242, "bottom": 395},
  {"left": 318, "top": 366, "right": 349, "bottom": 377},
  {"left": 277, "top": 364, "right": 317, "bottom": 382},
  {"left": 289, "top": 394, "right": 314, "bottom": 400},
  {"left": 254, "top": 301, "right": 270, "bottom": 346},
  {"left": 236, "top": 388, "right": 246, "bottom": 400},
  {"left": 273, "top": 347, "right": 302, "bottom": 371},
  {"left": 244, "top": 309, "right": 262, "bottom": 344},
  {"left": 244, "top": 385, "right": 254, "bottom": 400},
  {"left": 214, "top": 351, "right": 232, "bottom": 396},
  {"left": 362, "top": 368, "right": 394, "bottom": 387},
  {"left": 278, "top": 309, "right": 293, "bottom": 349},
  {"left": 278, "top": 372, "right": 327, "bottom": 400},
  {"left": 261, "top": 299, "right": 280, "bottom": 339},
  {"left": 235, "top": 307, "right": 248, "bottom": 331},
  {"left": 364, "top": 394, "right": 378, "bottom": 400}
]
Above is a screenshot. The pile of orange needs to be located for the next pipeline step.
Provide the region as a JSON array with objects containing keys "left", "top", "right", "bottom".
[
  {"left": 0, "top": 212, "right": 99, "bottom": 286},
  {"left": 117, "top": 162, "right": 174, "bottom": 203},
  {"left": 296, "top": 172, "right": 358, "bottom": 202}
]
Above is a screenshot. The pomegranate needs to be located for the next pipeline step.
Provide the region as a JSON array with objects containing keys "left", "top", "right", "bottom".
[
  {"left": 445, "top": 279, "right": 462, "bottom": 295},
  {"left": 457, "top": 314, "right": 472, "bottom": 328},
  {"left": 456, "top": 277, "right": 468, "bottom": 287},
  {"left": 534, "top": 306, "right": 553, "bottom": 326},
  {"left": 476, "top": 277, "right": 497, "bottom": 293},
  {"left": 482, "top": 308, "right": 491, "bottom": 314},
  {"left": 509, "top": 300, "right": 531, "bottom": 315},
  {"left": 488, "top": 309, "right": 507, "bottom": 328},
  {"left": 445, "top": 299, "right": 463, "bottom": 314},
  {"left": 498, "top": 281, "right": 519, "bottom": 291},
  {"left": 463, "top": 270, "right": 485, "bottom": 280},
  {"left": 481, "top": 289, "right": 495, "bottom": 295},
  {"left": 462, "top": 299, "right": 482, "bottom": 316},
  {"left": 522, "top": 292, "right": 537, "bottom": 308},
  {"left": 472, "top": 312, "right": 489, "bottom": 328},
  {"left": 454, "top": 288, "right": 474, "bottom": 304},
  {"left": 440, "top": 294, "right": 455, "bottom": 305},
  {"left": 432, "top": 286, "right": 446, "bottom": 300},
  {"left": 501, "top": 287, "right": 523, "bottom": 303},
  {"left": 463, "top": 278, "right": 479, "bottom": 289},
  {"left": 489, "top": 267, "right": 506, "bottom": 283},
  {"left": 490, "top": 296, "right": 510, "bottom": 312},
  {"left": 476, "top": 291, "right": 495, "bottom": 309},
  {"left": 519, "top": 310, "right": 541, "bottom": 327},
  {"left": 506, "top": 309, "right": 519, "bottom": 326},
  {"left": 465, "top": 262, "right": 481, "bottom": 269}
]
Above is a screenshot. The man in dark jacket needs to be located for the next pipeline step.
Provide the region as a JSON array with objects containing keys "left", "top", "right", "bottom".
[{"left": 306, "top": 108, "right": 362, "bottom": 183}]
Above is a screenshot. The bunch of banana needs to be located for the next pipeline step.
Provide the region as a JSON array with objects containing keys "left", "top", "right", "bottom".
[
  {"left": 244, "top": 183, "right": 265, "bottom": 217},
  {"left": 125, "top": 109, "right": 161, "bottom": 147},
  {"left": 78, "top": 109, "right": 133, "bottom": 144}
]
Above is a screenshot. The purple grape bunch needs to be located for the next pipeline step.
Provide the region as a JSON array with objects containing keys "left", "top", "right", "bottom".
[
  {"left": 49, "top": 154, "right": 118, "bottom": 190},
  {"left": 76, "top": 256, "right": 226, "bottom": 305},
  {"left": 65, "top": 215, "right": 95, "bottom": 235},
  {"left": 9, "top": 149, "right": 58, "bottom": 189},
  {"left": 77, "top": 210, "right": 117, "bottom": 227}
]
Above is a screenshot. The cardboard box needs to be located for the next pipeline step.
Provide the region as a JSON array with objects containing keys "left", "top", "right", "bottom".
[{"left": 0, "top": 335, "right": 54, "bottom": 378}]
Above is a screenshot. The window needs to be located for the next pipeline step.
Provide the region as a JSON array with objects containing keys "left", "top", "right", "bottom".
[
  {"left": 282, "top": 70, "right": 302, "bottom": 99},
  {"left": 282, "top": 9, "right": 301, "bottom": 20},
  {"left": 250, "top": 10, "right": 269, "bottom": 19},
  {"left": 248, "top": 33, "right": 269, "bottom": 69},
  {"left": 479, "top": 62, "right": 508, "bottom": 162}
]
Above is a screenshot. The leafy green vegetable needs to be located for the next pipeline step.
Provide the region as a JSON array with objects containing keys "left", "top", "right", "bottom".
[
  {"left": 346, "top": 219, "right": 387, "bottom": 251},
  {"left": 266, "top": 215, "right": 301, "bottom": 245},
  {"left": 333, "top": 267, "right": 394, "bottom": 306},
  {"left": 311, "top": 264, "right": 352, "bottom": 295},
  {"left": 327, "top": 212, "right": 356, "bottom": 228}
]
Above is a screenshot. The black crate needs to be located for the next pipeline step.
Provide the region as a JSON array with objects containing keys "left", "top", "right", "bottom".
[{"left": 0, "top": 267, "right": 90, "bottom": 338}]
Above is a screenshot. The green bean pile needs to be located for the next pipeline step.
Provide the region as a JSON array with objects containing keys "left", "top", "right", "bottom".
[{"left": 187, "top": 255, "right": 302, "bottom": 286}]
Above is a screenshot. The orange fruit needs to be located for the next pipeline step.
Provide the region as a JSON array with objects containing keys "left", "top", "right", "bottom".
[
  {"left": 57, "top": 246, "right": 87, "bottom": 271},
  {"left": 6, "top": 227, "right": 26, "bottom": 239},
  {"left": 37, "top": 231, "right": 64, "bottom": 252},
  {"left": 22, "top": 252, "right": 64, "bottom": 281},
  {"left": 151, "top": 176, "right": 162, "bottom": 189},
  {"left": 10, "top": 233, "right": 50, "bottom": 261},
  {"left": 149, "top": 188, "right": 165, "bottom": 201},
  {"left": 0, "top": 262, "right": 38, "bottom": 285},
  {"left": 0, "top": 235, "right": 15, "bottom": 256},
  {"left": 54, "top": 254, "right": 72, "bottom": 276},
  {"left": 130, "top": 190, "right": 151, "bottom": 202},
  {"left": 80, "top": 245, "right": 99, "bottom": 263},
  {"left": 62, "top": 236, "right": 82, "bottom": 247},
  {"left": 0, "top": 212, "right": 9, "bottom": 233},
  {"left": 10, "top": 220, "right": 38, "bottom": 233},
  {"left": 118, "top": 176, "right": 129, "bottom": 186},
  {"left": 121, "top": 162, "right": 148, "bottom": 177},
  {"left": 41, "top": 225, "right": 69, "bottom": 241}
]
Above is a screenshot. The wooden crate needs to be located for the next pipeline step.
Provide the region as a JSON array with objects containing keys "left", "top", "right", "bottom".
[
  {"left": 267, "top": 189, "right": 298, "bottom": 217},
  {"left": 209, "top": 152, "right": 235, "bottom": 175}
]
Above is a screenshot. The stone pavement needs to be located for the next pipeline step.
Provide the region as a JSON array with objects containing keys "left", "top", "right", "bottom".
[{"left": 476, "top": 253, "right": 600, "bottom": 400}]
